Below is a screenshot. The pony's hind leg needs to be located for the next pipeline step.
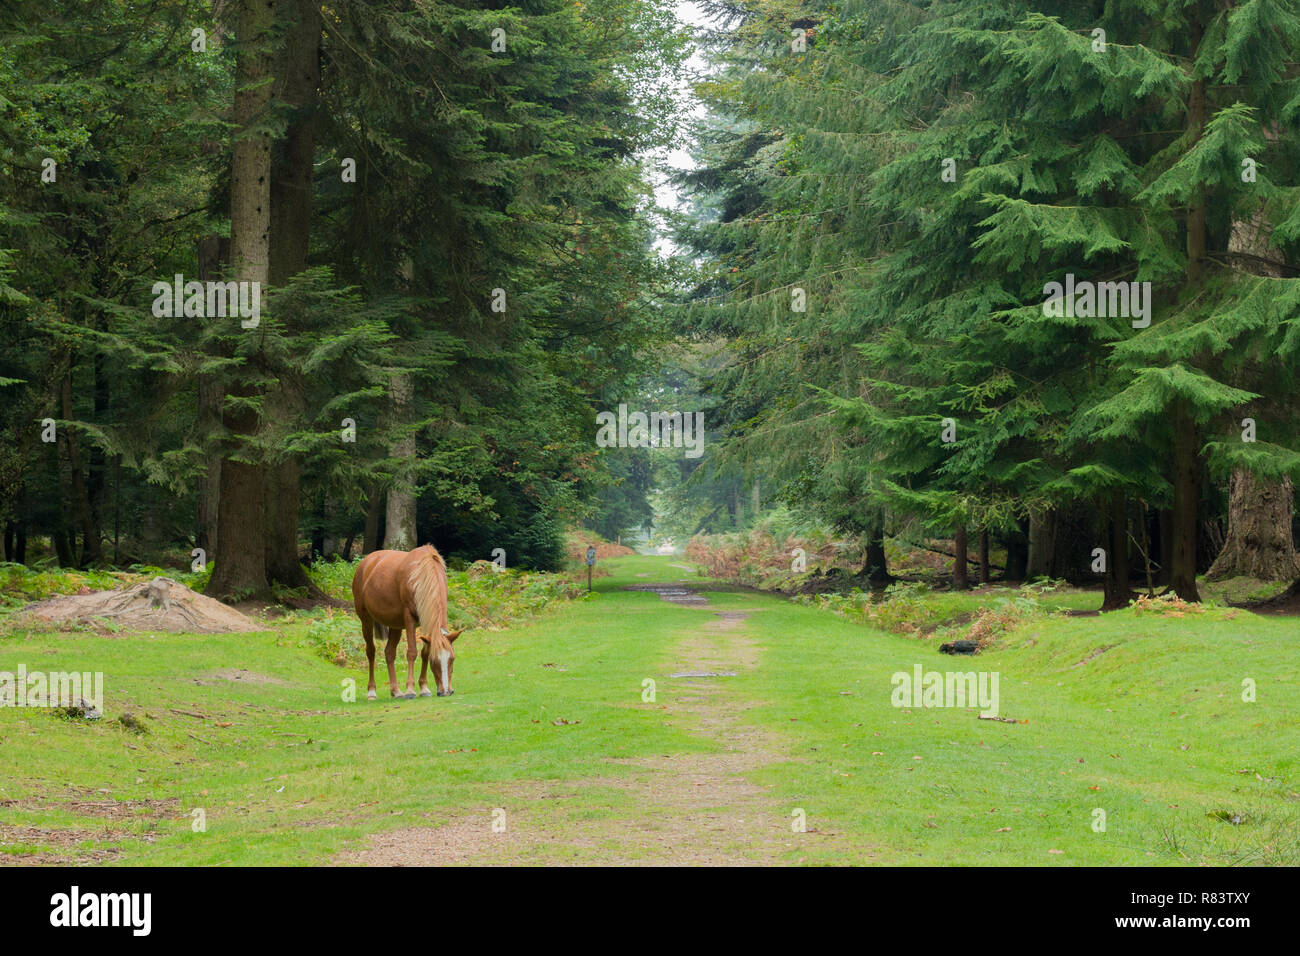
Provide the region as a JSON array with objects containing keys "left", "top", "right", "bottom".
[
  {"left": 362, "top": 616, "right": 378, "bottom": 701},
  {"left": 384, "top": 626, "right": 402, "bottom": 698}
]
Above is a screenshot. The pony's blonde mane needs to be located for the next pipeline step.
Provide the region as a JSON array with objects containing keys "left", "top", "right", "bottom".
[{"left": 408, "top": 544, "right": 449, "bottom": 646}]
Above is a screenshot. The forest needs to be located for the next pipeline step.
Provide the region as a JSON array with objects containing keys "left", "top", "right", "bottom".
[
  {"left": 2, "top": 0, "right": 1300, "bottom": 879},
  {"left": 4, "top": 0, "right": 1300, "bottom": 607},
  {"left": 1, "top": 0, "right": 686, "bottom": 600}
]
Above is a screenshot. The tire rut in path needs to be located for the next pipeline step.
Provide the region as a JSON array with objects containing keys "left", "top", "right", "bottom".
[{"left": 335, "top": 587, "right": 800, "bottom": 865}]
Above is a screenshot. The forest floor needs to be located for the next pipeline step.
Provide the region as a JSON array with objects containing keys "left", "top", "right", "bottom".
[{"left": 1, "top": 555, "right": 1297, "bottom": 866}]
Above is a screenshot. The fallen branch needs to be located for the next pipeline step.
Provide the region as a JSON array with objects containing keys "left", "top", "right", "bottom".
[
  {"left": 919, "top": 543, "right": 1006, "bottom": 571},
  {"left": 168, "top": 708, "right": 211, "bottom": 720}
]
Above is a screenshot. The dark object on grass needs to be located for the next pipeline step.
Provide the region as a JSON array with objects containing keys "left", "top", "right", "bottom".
[
  {"left": 118, "top": 712, "right": 148, "bottom": 733},
  {"left": 939, "top": 639, "right": 979, "bottom": 655},
  {"left": 60, "top": 698, "right": 102, "bottom": 720}
]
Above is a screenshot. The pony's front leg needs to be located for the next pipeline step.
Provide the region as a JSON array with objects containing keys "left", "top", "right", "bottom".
[
  {"left": 402, "top": 617, "right": 419, "bottom": 699},
  {"left": 418, "top": 640, "right": 432, "bottom": 697}
]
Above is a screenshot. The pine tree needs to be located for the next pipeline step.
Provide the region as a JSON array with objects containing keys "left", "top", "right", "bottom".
[{"left": 680, "top": 0, "right": 1300, "bottom": 604}]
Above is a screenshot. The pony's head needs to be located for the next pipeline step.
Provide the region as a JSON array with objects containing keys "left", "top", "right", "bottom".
[{"left": 426, "top": 627, "right": 464, "bottom": 696}]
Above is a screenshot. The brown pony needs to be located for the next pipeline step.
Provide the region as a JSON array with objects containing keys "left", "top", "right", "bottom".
[{"left": 351, "top": 544, "right": 463, "bottom": 699}]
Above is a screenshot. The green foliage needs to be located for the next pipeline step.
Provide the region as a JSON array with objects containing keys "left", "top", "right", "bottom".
[
  {"left": 674, "top": 0, "right": 1300, "bottom": 584},
  {"left": 0, "top": 0, "right": 691, "bottom": 572}
]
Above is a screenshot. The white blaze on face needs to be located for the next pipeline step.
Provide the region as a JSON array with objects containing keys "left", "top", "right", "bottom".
[{"left": 438, "top": 647, "right": 452, "bottom": 692}]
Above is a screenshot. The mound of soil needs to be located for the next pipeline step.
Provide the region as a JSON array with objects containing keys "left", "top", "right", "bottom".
[
  {"left": 565, "top": 532, "right": 635, "bottom": 562},
  {"left": 13, "top": 577, "right": 261, "bottom": 634}
]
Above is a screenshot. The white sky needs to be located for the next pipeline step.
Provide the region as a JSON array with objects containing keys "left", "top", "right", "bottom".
[{"left": 649, "top": 1, "right": 711, "bottom": 256}]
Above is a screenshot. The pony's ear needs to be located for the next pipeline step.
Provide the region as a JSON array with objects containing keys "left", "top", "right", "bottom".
[{"left": 446, "top": 628, "right": 464, "bottom": 643}]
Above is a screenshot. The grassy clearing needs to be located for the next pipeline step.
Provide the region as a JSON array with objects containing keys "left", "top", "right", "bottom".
[
  {"left": 719, "top": 589, "right": 1298, "bottom": 864},
  {"left": 1, "top": 553, "right": 1295, "bottom": 865},
  {"left": 0, "top": 561, "right": 701, "bottom": 864}
]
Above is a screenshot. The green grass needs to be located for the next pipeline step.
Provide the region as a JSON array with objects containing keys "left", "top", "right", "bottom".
[
  {"left": 723, "top": 590, "right": 1298, "bottom": 864},
  {"left": 1, "top": 554, "right": 1295, "bottom": 865}
]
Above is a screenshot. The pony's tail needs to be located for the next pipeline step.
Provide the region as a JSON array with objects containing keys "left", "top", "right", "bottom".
[{"left": 408, "top": 546, "right": 448, "bottom": 646}]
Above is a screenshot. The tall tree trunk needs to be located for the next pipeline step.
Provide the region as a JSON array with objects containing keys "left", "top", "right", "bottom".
[
  {"left": 977, "top": 527, "right": 990, "bottom": 584},
  {"left": 1167, "top": 11, "right": 1207, "bottom": 602},
  {"left": 1208, "top": 471, "right": 1299, "bottom": 580},
  {"left": 264, "top": 0, "right": 322, "bottom": 590},
  {"left": 861, "top": 518, "right": 893, "bottom": 583},
  {"left": 60, "top": 366, "right": 101, "bottom": 565},
  {"left": 1026, "top": 509, "right": 1053, "bottom": 579},
  {"left": 88, "top": 350, "right": 108, "bottom": 557},
  {"left": 1209, "top": 144, "right": 1296, "bottom": 581},
  {"left": 383, "top": 375, "right": 418, "bottom": 551},
  {"left": 195, "top": 6, "right": 231, "bottom": 563},
  {"left": 196, "top": 236, "right": 228, "bottom": 559},
  {"left": 1169, "top": 408, "right": 1202, "bottom": 601},
  {"left": 1004, "top": 518, "right": 1029, "bottom": 581},
  {"left": 363, "top": 482, "right": 383, "bottom": 554},
  {"left": 208, "top": 0, "right": 275, "bottom": 602},
  {"left": 952, "top": 525, "right": 969, "bottom": 589},
  {"left": 1102, "top": 489, "right": 1133, "bottom": 610}
]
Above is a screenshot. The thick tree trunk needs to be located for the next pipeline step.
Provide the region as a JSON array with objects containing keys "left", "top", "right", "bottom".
[
  {"left": 265, "top": 457, "right": 321, "bottom": 591},
  {"left": 861, "top": 520, "right": 893, "bottom": 583},
  {"left": 1004, "top": 518, "right": 1029, "bottom": 581},
  {"left": 88, "top": 351, "right": 108, "bottom": 557},
  {"left": 60, "top": 367, "right": 101, "bottom": 565},
  {"left": 1102, "top": 489, "right": 1134, "bottom": 610},
  {"left": 263, "top": 0, "right": 322, "bottom": 592},
  {"left": 1207, "top": 140, "right": 1296, "bottom": 582},
  {"left": 363, "top": 483, "right": 383, "bottom": 554},
  {"left": 1169, "top": 409, "right": 1202, "bottom": 601},
  {"left": 977, "top": 527, "right": 990, "bottom": 584},
  {"left": 1166, "top": 13, "right": 1206, "bottom": 602},
  {"left": 1026, "top": 509, "right": 1053, "bottom": 579},
  {"left": 1207, "top": 471, "right": 1299, "bottom": 580},
  {"left": 196, "top": 236, "right": 228, "bottom": 559},
  {"left": 383, "top": 374, "right": 418, "bottom": 551},
  {"left": 208, "top": 0, "right": 274, "bottom": 602},
  {"left": 952, "top": 525, "right": 969, "bottom": 589}
]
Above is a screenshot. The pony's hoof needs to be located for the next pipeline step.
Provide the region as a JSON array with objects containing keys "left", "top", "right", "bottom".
[
  {"left": 403, "top": 692, "right": 417, "bottom": 700},
  {"left": 366, "top": 691, "right": 377, "bottom": 701},
  {"left": 419, "top": 688, "right": 433, "bottom": 698}
]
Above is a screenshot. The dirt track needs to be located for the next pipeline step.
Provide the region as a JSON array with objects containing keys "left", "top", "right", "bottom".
[{"left": 336, "top": 586, "right": 810, "bottom": 866}]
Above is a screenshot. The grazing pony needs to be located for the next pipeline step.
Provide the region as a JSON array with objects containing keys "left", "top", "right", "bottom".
[{"left": 351, "top": 544, "right": 463, "bottom": 699}]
